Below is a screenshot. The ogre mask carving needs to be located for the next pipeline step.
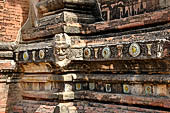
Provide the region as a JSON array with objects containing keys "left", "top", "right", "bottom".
[{"left": 54, "top": 33, "right": 72, "bottom": 67}]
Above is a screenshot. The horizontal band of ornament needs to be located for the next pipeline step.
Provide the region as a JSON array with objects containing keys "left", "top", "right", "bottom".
[
  {"left": 83, "top": 41, "right": 169, "bottom": 60},
  {"left": 18, "top": 49, "right": 53, "bottom": 62},
  {"left": 17, "top": 41, "right": 169, "bottom": 64},
  {"left": 75, "top": 82, "right": 169, "bottom": 97},
  {"left": 83, "top": 43, "right": 147, "bottom": 59},
  {"left": 20, "top": 79, "right": 170, "bottom": 98}
]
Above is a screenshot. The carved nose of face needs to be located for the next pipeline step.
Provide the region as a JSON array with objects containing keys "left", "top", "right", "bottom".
[{"left": 60, "top": 48, "right": 67, "bottom": 55}]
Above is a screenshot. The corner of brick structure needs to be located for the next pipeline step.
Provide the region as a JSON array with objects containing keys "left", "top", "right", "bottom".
[
  {"left": 0, "top": 0, "right": 29, "bottom": 113},
  {"left": 0, "top": 74, "right": 22, "bottom": 113}
]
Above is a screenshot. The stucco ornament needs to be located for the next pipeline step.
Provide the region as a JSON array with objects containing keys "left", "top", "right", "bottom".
[
  {"left": 129, "top": 43, "right": 141, "bottom": 57},
  {"left": 89, "top": 83, "right": 95, "bottom": 91},
  {"left": 54, "top": 33, "right": 72, "bottom": 68},
  {"left": 84, "top": 48, "right": 91, "bottom": 59},
  {"left": 102, "top": 47, "right": 111, "bottom": 59},
  {"left": 39, "top": 50, "right": 45, "bottom": 59},
  {"left": 123, "top": 84, "right": 130, "bottom": 94},
  {"left": 145, "top": 85, "right": 152, "bottom": 95},
  {"left": 23, "top": 52, "right": 29, "bottom": 61}
]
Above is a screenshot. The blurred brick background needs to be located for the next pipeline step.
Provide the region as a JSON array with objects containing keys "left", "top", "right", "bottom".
[{"left": 0, "top": 0, "right": 29, "bottom": 42}]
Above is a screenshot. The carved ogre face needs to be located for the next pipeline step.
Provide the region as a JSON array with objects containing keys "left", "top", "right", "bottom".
[{"left": 54, "top": 33, "right": 71, "bottom": 61}]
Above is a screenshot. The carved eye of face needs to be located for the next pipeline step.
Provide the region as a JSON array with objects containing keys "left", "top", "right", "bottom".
[
  {"left": 62, "top": 48, "right": 66, "bottom": 53},
  {"left": 56, "top": 48, "right": 60, "bottom": 54}
]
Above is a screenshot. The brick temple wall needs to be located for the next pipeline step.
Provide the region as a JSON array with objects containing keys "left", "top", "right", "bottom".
[
  {"left": 0, "top": 82, "right": 8, "bottom": 113},
  {"left": 0, "top": 0, "right": 29, "bottom": 113},
  {"left": 0, "top": 79, "right": 22, "bottom": 113},
  {"left": 0, "top": 0, "right": 29, "bottom": 42},
  {"left": 0, "top": 0, "right": 170, "bottom": 113}
]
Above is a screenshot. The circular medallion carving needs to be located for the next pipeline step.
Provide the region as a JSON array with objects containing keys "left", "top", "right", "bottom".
[
  {"left": 84, "top": 48, "right": 91, "bottom": 58},
  {"left": 102, "top": 47, "right": 111, "bottom": 59},
  {"left": 129, "top": 43, "right": 141, "bottom": 57},
  {"left": 145, "top": 86, "right": 152, "bottom": 95},
  {"left": 23, "top": 52, "right": 29, "bottom": 61},
  {"left": 39, "top": 50, "right": 45, "bottom": 59},
  {"left": 123, "top": 84, "right": 130, "bottom": 94}
]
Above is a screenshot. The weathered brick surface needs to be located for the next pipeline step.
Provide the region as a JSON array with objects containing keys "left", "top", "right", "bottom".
[
  {"left": 75, "top": 91, "right": 170, "bottom": 109},
  {"left": 0, "top": 0, "right": 29, "bottom": 112},
  {"left": 13, "top": 100, "right": 59, "bottom": 113},
  {"left": 0, "top": 0, "right": 29, "bottom": 42},
  {"left": 0, "top": 60, "right": 15, "bottom": 71},
  {"left": 12, "top": 100, "right": 170, "bottom": 113},
  {"left": 74, "top": 74, "right": 170, "bottom": 83},
  {"left": 0, "top": 83, "right": 8, "bottom": 113},
  {"left": 22, "top": 8, "right": 170, "bottom": 41},
  {"left": 0, "top": 80, "right": 22, "bottom": 113},
  {"left": 75, "top": 101, "right": 169, "bottom": 113},
  {"left": 6, "top": 82, "right": 22, "bottom": 113}
]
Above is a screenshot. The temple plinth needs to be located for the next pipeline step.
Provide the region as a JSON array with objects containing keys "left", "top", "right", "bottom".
[{"left": 0, "top": 0, "right": 169, "bottom": 113}]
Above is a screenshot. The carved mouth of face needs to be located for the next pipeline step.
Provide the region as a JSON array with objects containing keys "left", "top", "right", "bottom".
[{"left": 58, "top": 55, "right": 66, "bottom": 61}]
